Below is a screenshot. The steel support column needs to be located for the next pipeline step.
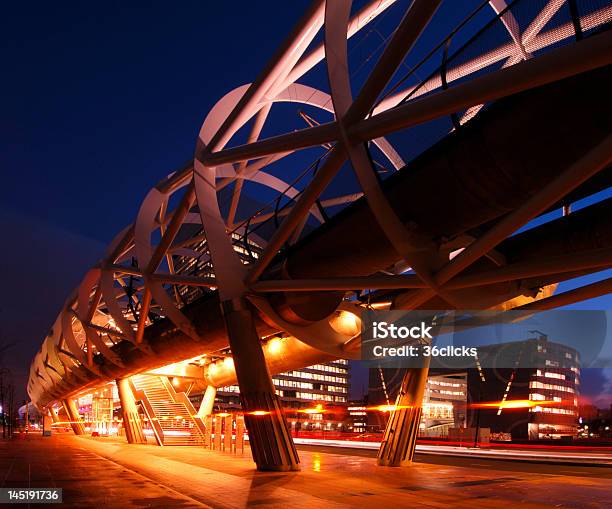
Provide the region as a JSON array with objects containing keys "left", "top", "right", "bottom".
[
  {"left": 49, "top": 406, "right": 60, "bottom": 423},
  {"left": 116, "top": 378, "right": 147, "bottom": 444},
  {"left": 197, "top": 385, "right": 217, "bottom": 419},
  {"left": 222, "top": 298, "right": 299, "bottom": 471},
  {"left": 62, "top": 398, "right": 85, "bottom": 436},
  {"left": 42, "top": 414, "right": 53, "bottom": 437},
  {"left": 377, "top": 358, "right": 431, "bottom": 467}
]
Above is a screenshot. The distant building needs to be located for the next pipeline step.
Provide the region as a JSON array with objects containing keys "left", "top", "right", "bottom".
[
  {"left": 421, "top": 373, "right": 467, "bottom": 436},
  {"left": 367, "top": 368, "right": 467, "bottom": 433},
  {"left": 578, "top": 404, "right": 599, "bottom": 420},
  {"left": 467, "top": 335, "right": 580, "bottom": 440},
  {"left": 347, "top": 399, "right": 368, "bottom": 433},
  {"left": 75, "top": 385, "right": 119, "bottom": 435},
  {"left": 197, "top": 360, "right": 350, "bottom": 431},
  {"left": 578, "top": 413, "right": 612, "bottom": 440},
  {"left": 367, "top": 335, "right": 580, "bottom": 440}
]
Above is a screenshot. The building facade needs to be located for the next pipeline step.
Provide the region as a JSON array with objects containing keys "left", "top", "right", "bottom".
[
  {"left": 197, "top": 360, "right": 350, "bottom": 431},
  {"left": 367, "top": 368, "right": 467, "bottom": 434},
  {"left": 347, "top": 399, "right": 368, "bottom": 433},
  {"left": 421, "top": 373, "right": 467, "bottom": 436},
  {"left": 467, "top": 335, "right": 580, "bottom": 440}
]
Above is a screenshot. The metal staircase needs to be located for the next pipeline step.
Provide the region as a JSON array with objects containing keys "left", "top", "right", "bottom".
[{"left": 131, "top": 374, "right": 206, "bottom": 446}]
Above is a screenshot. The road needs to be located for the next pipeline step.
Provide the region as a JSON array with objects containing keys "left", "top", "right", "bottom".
[{"left": 295, "top": 444, "right": 612, "bottom": 479}]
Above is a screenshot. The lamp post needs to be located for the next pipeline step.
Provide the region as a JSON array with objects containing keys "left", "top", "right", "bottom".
[
  {"left": 0, "top": 367, "right": 10, "bottom": 439},
  {"left": 472, "top": 386, "right": 482, "bottom": 449}
]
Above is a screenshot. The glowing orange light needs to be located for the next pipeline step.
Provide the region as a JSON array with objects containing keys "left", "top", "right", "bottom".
[
  {"left": 172, "top": 377, "right": 180, "bottom": 387},
  {"left": 267, "top": 338, "right": 283, "bottom": 355},
  {"left": 312, "top": 453, "right": 322, "bottom": 472},
  {"left": 470, "top": 399, "right": 557, "bottom": 409},
  {"left": 298, "top": 404, "right": 325, "bottom": 414},
  {"left": 366, "top": 404, "right": 413, "bottom": 413},
  {"left": 248, "top": 410, "right": 270, "bottom": 416},
  {"left": 368, "top": 301, "right": 392, "bottom": 309},
  {"left": 216, "top": 412, "right": 231, "bottom": 417},
  {"left": 329, "top": 310, "right": 361, "bottom": 336}
]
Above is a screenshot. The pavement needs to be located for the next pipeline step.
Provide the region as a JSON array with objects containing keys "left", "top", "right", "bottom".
[
  {"left": 1, "top": 433, "right": 612, "bottom": 508},
  {"left": 0, "top": 434, "right": 205, "bottom": 508}
]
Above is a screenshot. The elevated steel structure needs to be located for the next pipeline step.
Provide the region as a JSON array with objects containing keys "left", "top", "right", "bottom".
[{"left": 28, "top": 0, "right": 612, "bottom": 471}]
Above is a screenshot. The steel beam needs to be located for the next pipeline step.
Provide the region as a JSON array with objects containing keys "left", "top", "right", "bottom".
[
  {"left": 446, "top": 247, "right": 612, "bottom": 290},
  {"left": 343, "top": 0, "right": 442, "bottom": 125},
  {"left": 196, "top": 386, "right": 217, "bottom": 419},
  {"left": 395, "top": 130, "right": 612, "bottom": 309},
  {"left": 49, "top": 407, "right": 60, "bottom": 423},
  {"left": 515, "top": 277, "right": 612, "bottom": 311},
  {"left": 350, "top": 30, "right": 612, "bottom": 141},
  {"left": 203, "top": 0, "right": 325, "bottom": 153},
  {"left": 437, "top": 133, "right": 612, "bottom": 285},
  {"left": 251, "top": 274, "right": 425, "bottom": 292},
  {"left": 201, "top": 31, "right": 611, "bottom": 168},
  {"left": 62, "top": 398, "right": 85, "bottom": 436},
  {"left": 246, "top": 146, "right": 347, "bottom": 284}
]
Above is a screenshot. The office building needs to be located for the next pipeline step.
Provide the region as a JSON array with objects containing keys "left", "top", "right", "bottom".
[{"left": 467, "top": 335, "right": 580, "bottom": 440}]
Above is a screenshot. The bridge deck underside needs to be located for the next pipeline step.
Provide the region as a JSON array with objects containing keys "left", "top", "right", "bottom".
[{"left": 31, "top": 65, "right": 611, "bottom": 408}]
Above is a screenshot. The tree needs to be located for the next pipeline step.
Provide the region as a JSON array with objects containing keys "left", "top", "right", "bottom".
[{"left": 0, "top": 315, "right": 16, "bottom": 439}]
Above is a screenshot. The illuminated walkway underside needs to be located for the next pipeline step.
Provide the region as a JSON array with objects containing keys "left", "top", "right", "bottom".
[{"left": 28, "top": 0, "right": 612, "bottom": 471}]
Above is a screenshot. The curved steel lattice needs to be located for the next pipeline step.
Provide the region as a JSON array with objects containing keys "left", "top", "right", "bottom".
[{"left": 29, "top": 0, "right": 612, "bottom": 440}]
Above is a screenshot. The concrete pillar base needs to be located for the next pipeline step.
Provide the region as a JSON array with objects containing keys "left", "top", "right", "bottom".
[
  {"left": 241, "top": 391, "right": 300, "bottom": 471},
  {"left": 377, "top": 365, "right": 429, "bottom": 467},
  {"left": 222, "top": 297, "right": 300, "bottom": 472},
  {"left": 117, "top": 378, "right": 147, "bottom": 444}
]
